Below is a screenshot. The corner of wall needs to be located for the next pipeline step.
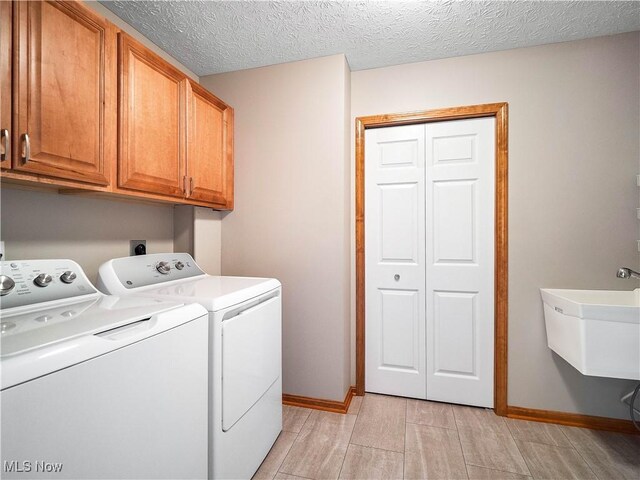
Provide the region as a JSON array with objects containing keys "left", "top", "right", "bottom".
[
  {"left": 199, "top": 54, "right": 356, "bottom": 401},
  {"left": 193, "top": 208, "right": 223, "bottom": 275},
  {"left": 342, "top": 54, "right": 354, "bottom": 392},
  {"left": 173, "top": 205, "right": 194, "bottom": 255}
]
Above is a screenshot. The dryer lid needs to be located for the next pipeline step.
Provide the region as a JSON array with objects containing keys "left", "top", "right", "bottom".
[{"left": 128, "top": 275, "right": 281, "bottom": 312}]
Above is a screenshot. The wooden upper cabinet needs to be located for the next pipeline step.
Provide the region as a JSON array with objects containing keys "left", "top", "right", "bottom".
[
  {"left": 0, "top": 1, "right": 11, "bottom": 170},
  {"left": 186, "top": 80, "right": 234, "bottom": 209},
  {"left": 118, "top": 32, "right": 186, "bottom": 198},
  {"left": 12, "top": 0, "right": 115, "bottom": 185},
  {"left": 2, "top": 2, "right": 234, "bottom": 208}
]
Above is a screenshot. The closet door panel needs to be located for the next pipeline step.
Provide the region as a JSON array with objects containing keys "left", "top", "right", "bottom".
[
  {"left": 365, "top": 124, "right": 427, "bottom": 399},
  {"left": 425, "top": 117, "right": 495, "bottom": 408}
]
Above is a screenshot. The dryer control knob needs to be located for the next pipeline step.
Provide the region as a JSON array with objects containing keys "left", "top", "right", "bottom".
[
  {"left": 60, "top": 271, "right": 77, "bottom": 284},
  {"left": 175, "top": 261, "right": 185, "bottom": 270},
  {"left": 34, "top": 273, "right": 52, "bottom": 287},
  {"left": 156, "top": 261, "right": 171, "bottom": 275},
  {"left": 0, "top": 275, "right": 15, "bottom": 295}
]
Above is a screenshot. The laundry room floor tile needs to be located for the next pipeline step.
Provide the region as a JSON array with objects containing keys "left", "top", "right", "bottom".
[
  {"left": 452, "top": 405, "right": 508, "bottom": 434},
  {"left": 258, "top": 396, "right": 640, "bottom": 480},
  {"left": 350, "top": 394, "right": 406, "bottom": 452},
  {"left": 458, "top": 426, "right": 530, "bottom": 476},
  {"left": 273, "top": 473, "right": 306, "bottom": 480},
  {"left": 279, "top": 410, "right": 356, "bottom": 480},
  {"left": 561, "top": 425, "right": 640, "bottom": 463},
  {"left": 406, "top": 399, "right": 456, "bottom": 430},
  {"left": 465, "top": 465, "right": 532, "bottom": 480},
  {"left": 515, "top": 439, "right": 597, "bottom": 479},
  {"left": 282, "top": 405, "right": 312, "bottom": 433},
  {"left": 561, "top": 426, "right": 640, "bottom": 479},
  {"left": 347, "top": 395, "right": 363, "bottom": 415},
  {"left": 338, "top": 444, "right": 403, "bottom": 479},
  {"left": 404, "top": 423, "right": 468, "bottom": 479},
  {"left": 505, "top": 418, "right": 572, "bottom": 447},
  {"left": 253, "top": 431, "right": 298, "bottom": 480}
]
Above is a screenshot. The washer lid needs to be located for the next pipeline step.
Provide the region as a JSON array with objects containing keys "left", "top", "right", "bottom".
[
  {"left": 129, "top": 275, "right": 281, "bottom": 312},
  {"left": 0, "top": 295, "right": 185, "bottom": 357}
]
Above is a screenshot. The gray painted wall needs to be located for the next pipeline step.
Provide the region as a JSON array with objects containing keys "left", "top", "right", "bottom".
[
  {"left": 201, "top": 55, "right": 352, "bottom": 402},
  {"left": 0, "top": 188, "right": 174, "bottom": 283},
  {"left": 351, "top": 32, "right": 640, "bottom": 419},
  {"left": 173, "top": 206, "right": 223, "bottom": 275}
]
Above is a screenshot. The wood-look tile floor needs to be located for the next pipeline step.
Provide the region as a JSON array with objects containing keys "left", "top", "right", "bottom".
[{"left": 253, "top": 394, "right": 640, "bottom": 480}]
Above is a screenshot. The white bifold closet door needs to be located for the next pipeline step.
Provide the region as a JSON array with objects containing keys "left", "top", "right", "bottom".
[
  {"left": 365, "top": 117, "right": 495, "bottom": 408},
  {"left": 365, "top": 124, "right": 427, "bottom": 399}
]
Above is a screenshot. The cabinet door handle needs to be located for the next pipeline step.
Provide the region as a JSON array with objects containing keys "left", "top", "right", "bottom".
[
  {"left": 190, "top": 177, "right": 194, "bottom": 195},
  {"left": 183, "top": 175, "right": 188, "bottom": 196},
  {"left": 21, "top": 133, "right": 30, "bottom": 164},
  {"left": 0, "top": 129, "right": 8, "bottom": 162}
]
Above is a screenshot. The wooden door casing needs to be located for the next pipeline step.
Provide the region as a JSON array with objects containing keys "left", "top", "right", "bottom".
[
  {"left": 355, "top": 103, "right": 509, "bottom": 415},
  {"left": 186, "top": 80, "right": 234, "bottom": 208},
  {"left": 13, "top": 0, "right": 115, "bottom": 185},
  {"left": 117, "top": 32, "right": 186, "bottom": 199}
]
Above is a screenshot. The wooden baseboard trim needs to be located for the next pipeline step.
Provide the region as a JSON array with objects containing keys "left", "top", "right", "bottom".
[
  {"left": 507, "top": 405, "right": 639, "bottom": 435},
  {"left": 283, "top": 386, "right": 357, "bottom": 414}
]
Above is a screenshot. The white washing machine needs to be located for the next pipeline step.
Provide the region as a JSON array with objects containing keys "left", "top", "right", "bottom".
[
  {"left": 96, "top": 253, "right": 282, "bottom": 480},
  {"left": 0, "top": 259, "right": 209, "bottom": 479}
]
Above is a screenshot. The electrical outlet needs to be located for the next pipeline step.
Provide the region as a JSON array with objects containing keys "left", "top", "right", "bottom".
[{"left": 130, "top": 240, "right": 147, "bottom": 256}]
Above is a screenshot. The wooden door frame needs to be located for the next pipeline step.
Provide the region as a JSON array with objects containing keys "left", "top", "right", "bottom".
[{"left": 355, "top": 102, "right": 509, "bottom": 416}]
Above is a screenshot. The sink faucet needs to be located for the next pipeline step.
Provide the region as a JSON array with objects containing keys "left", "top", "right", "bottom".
[{"left": 617, "top": 267, "right": 640, "bottom": 279}]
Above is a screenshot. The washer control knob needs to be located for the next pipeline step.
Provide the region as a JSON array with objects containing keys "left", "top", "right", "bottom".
[
  {"left": 60, "top": 271, "right": 77, "bottom": 284},
  {"left": 34, "top": 273, "right": 53, "bottom": 287},
  {"left": 175, "top": 261, "right": 185, "bottom": 270},
  {"left": 156, "top": 261, "right": 171, "bottom": 275},
  {"left": 0, "top": 275, "right": 15, "bottom": 296}
]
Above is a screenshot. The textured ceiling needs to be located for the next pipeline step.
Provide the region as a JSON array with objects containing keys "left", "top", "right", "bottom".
[{"left": 100, "top": 1, "right": 640, "bottom": 76}]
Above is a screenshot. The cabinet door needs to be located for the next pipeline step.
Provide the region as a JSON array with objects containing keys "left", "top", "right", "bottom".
[
  {"left": 13, "top": 0, "right": 115, "bottom": 185},
  {"left": 186, "top": 80, "right": 234, "bottom": 208},
  {"left": 0, "top": 1, "right": 11, "bottom": 170},
  {"left": 118, "top": 33, "right": 186, "bottom": 199}
]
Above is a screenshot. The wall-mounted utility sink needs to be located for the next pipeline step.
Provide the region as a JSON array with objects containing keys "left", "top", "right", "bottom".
[{"left": 540, "top": 288, "right": 639, "bottom": 380}]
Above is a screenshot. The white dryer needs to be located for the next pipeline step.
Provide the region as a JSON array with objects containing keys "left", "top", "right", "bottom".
[
  {"left": 97, "top": 253, "right": 282, "bottom": 480},
  {"left": 0, "top": 259, "right": 209, "bottom": 479}
]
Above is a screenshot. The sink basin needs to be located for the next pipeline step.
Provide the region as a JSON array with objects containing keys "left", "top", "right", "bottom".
[{"left": 540, "top": 288, "right": 639, "bottom": 380}]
